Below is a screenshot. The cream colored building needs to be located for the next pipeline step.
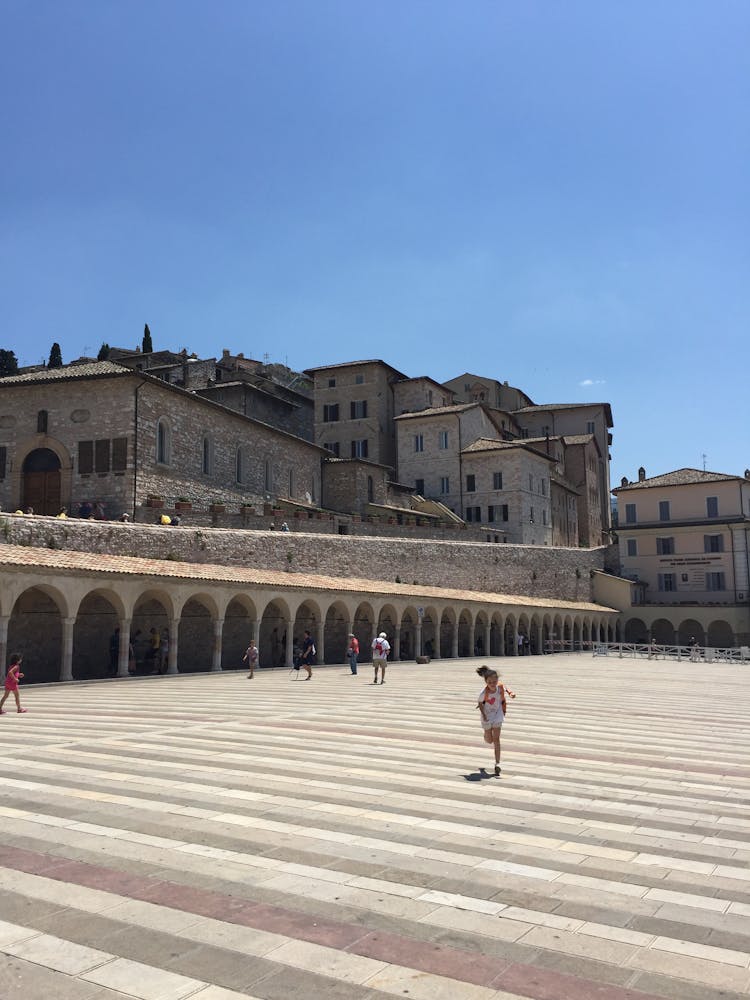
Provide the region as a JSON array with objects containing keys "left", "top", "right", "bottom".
[{"left": 613, "top": 467, "right": 750, "bottom": 646}]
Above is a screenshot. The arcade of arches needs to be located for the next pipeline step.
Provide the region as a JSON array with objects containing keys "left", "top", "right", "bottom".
[{"left": 0, "top": 549, "right": 618, "bottom": 683}]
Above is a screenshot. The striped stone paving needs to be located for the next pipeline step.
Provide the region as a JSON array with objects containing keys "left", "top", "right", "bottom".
[{"left": 0, "top": 654, "right": 749, "bottom": 1000}]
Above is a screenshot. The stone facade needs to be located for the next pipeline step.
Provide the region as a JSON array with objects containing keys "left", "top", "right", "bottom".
[
  {"left": 0, "top": 513, "right": 607, "bottom": 602},
  {"left": 321, "top": 458, "right": 390, "bottom": 516},
  {"left": 0, "top": 362, "right": 325, "bottom": 518},
  {"left": 393, "top": 376, "right": 453, "bottom": 415}
]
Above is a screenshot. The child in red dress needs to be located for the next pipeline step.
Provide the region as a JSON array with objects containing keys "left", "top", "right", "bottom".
[{"left": 1, "top": 653, "right": 27, "bottom": 714}]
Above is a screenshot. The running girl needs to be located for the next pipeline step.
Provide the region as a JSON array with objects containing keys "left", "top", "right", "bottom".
[
  {"left": 476, "top": 666, "right": 515, "bottom": 775},
  {"left": 1, "top": 654, "right": 27, "bottom": 714}
]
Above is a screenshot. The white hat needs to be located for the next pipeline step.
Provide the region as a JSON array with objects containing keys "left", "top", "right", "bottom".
[{"left": 378, "top": 632, "right": 387, "bottom": 639}]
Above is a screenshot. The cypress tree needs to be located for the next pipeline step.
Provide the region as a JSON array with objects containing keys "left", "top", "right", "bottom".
[
  {"left": 0, "top": 349, "right": 19, "bottom": 377},
  {"left": 48, "top": 342, "right": 63, "bottom": 368},
  {"left": 142, "top": 324, "right": 153, "bottom": 353},
  {"left": 97, "top": 342, "right": 110, "bottom": 360}
]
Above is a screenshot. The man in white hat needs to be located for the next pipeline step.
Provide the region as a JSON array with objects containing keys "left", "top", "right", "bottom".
[{"left": 371, "top": 631, "right": 391, "bottom": 684}]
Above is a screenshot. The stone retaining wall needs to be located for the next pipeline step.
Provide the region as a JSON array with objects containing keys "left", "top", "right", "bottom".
[{"left": 0, "top": 514, "right": 607, "bottom": 602}]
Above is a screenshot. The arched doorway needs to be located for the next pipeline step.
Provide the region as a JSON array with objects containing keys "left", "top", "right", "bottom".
[{"left": 23, "top": 448, "right": 62, "bottom": 515}]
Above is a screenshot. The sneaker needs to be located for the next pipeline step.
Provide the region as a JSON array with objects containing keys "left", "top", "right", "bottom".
[
  {"left": 494, "top": 764, "right": 501, "bottom": 776},
  {"left": 18, "top": 709, "right": 28, "bottom": 714},
  {"left": 380, "top": 679, "right": 386, "bottom": 684},
  {"left": 0, "top": 709, "right": 6, "bottom": 715}
]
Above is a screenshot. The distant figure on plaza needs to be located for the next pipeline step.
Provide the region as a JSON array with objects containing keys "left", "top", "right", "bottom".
[
  {"left": 78, "top": 500, "right": 92, "bottom": 519},
  {"left": 159, "top": 628, "right": 170, "bottom": 674},
  {"left": 476, "top": 666, "right": 515, "bottom": 776},
  {"left": 280, "top": 521, "right": 290, "bottom": 532},
  {"left": 372, "top": 632, "right": 390, "bottom": 684},
  {"left": 243, "top": 639, "right": 258, "bottom": 679},
  {"left": 56, "top": 507, "right": 68, "bottom": 518},
  {"left": 1, "top": 654, "right": 27, "bottom": 714},
  {"left": 299, "top": 629, "right": 315, "bottom": 679},
  {"left": 93, "top": 501, "right": 106, "bottom": 520},
  {"left": 118, "top": 512, "right": 130, "bottom": 522},
  {"left": 347, "top": 633, "right": 359, "bottom": 675},
  {"left": 517, "top": 633, "right": 524, "bottom": 655},
  {"left": 689, "top": 636, "right": 700, "bottom": 662},
  {"left": 128, "top": 638, "right": 137, "bottom": 675}
]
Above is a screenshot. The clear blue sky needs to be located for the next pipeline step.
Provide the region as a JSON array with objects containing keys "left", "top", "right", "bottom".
[{"left": 1, "top": 1, "right": 747, "bottom": 485}]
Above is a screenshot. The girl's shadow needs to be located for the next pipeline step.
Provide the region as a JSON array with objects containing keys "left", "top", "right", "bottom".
[{"left": 463, "top": 767, "right": 498, "bottom": 781}]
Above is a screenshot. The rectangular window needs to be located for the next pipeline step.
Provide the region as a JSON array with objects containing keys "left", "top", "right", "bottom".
[
  {"left": 324, "top": 442, "right": 340, "bottom": 457},
  {"left": 415, "top": 478, "right": 424, "bottom": 494},
  {"left": 706, "top": 571, "right": 726, "bottom": 591},
  {"left": 355, "top": 373, "right": 364, "bottom": 385},
  {"left": 438, "top": 430, "right": 448, "bottom": 450},
  {"left": 541, "top": 425, "right": 550, "bottom": 436},
  {"left": 488, "top": 505, "right": 495, "bottom": 522},
  {"left": 493, "top": 471, "right": 503, "bottom": 490},
  {"left": 323, "top": 403, "right": 339, "bottom": 422},
  {"left": 658, "top": 573, "right": 677, "bottom": 592},
  {"left": 466, "top": 474, "right": 476, "bottom": 492},
  {"left": 351, "top": 439, "right": 368, "bottom": 459},
  {"left": 78, "top": 440, "right": 94, "bottom": 474},
  {"left": 327, "top": 377, "right": 336, "bottom": 388},
  {"left": 529, "top": 506, "right": 535, "bottom": 523},
  {"left": 0, "top": 446, "right": 6, "bottom": 480},
  {"left": 626, "top": 538, "right": 637, "bottom": 557},
  {"left": 586, "top": 421, "right": 595, "bottom": 434},
  {"left": 658, "top": 500, "right": 670, "bottom": 521},
  {"left": 440, "top": 476, "right": 450, "bottom": 494},
  {"left": 529, "top": 473, "right": 534, "bottom": 491},
  {"left": 542, "top": 509, "right": 547, "bottom": 525},
  {"left": 350, "top": 400, "right": 368, "bottom": 419},
  {"left": 706, "top": 496, "right": 719, "bottom": 517},
  {"left": 501, "top": 503, "right": 509, "bottom": 522},
  {"left": 704, "top": 534, "right": 724, "bottom": 553},
  {"left": 95, "top": 439, "right": 111, "bottom": 474},
  {"left": 541, "top": 480, "right": 546, "bottom": 497},
  {"left": 112, "top": 437, "right": 128, "bottom": 472},
  {"left": 414, "top": 434, "right": 424, "bottom": 452},
  {"left": 625, "top": 503, "right": 637, "bottom": 524},
  {"left": 465, "top": 506, "right": 481, "bottom": 522},
  {"left": 656, "top": 537, "right": 674, "bottom": 555}
]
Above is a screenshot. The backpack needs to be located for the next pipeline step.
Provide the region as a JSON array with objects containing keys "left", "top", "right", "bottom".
[
  {"left": 374, "top": 639, "right": 384, "bottom": 656},
  {"left": 310, "top": 644, "right": 316, "bottom": 657}
]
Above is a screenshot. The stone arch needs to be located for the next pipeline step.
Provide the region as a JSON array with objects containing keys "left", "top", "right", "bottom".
[
  {"left": 552, "top": 614, "right": 563, "bottom": 651},
  {"left": 474, "top": 610, "right": 489, "bottom": 657},
  {"left": 22, "top": 447, "right": 62, "bottom": 515},
  {"left": 457, "top": 608, "right": 473, "bottom": 657},
  {"left": 517, "top": 613, "right": 530, "bottom": 655},
  {"left": 324, "top": 599, "right": 350, "bottom": 665},
  {"left": 529, "top": 614, "right": 541, "bottom": 654},
  {"left": 377, "top": 603, "right": 398, "bottom": 641},
  {"left": 8, "top": 585, "right": 65, "bottom": 683},
  {"left": 73, "top": 589, "right": 123, "bottom": 681},
  {"left": 259, "top": 596, "right": 292, "bottom": 668},
  {"left": 178, "top": 595, "right": 218, "bottom": 673},
  {"left": 678, "top": 619, "right": 704, "bottom": 646},
  {"left": 562, "top": 615, "right": 573, "bottom": 648},
  {"left": 439, "top": 607, "right": 456, "bottom": 658},
  {"left": 132, "top": 590, "right": 173, "bottom": 675},
  {"left": 293, "top": 598, "right": 323, "bottom": 663},
  {"left": 400, "top": 606, "right": 418, "bottom": 661},
  {"left": 651, "top": 618, "right": 674, "bottom": 644},
  {"left": 581, "top": 618, "right": 591, "bottom": 649},
  {"left": 222, "top": 593, "right": 258, "bottom": 670},
  {"left": 156, "top": 416, "right": 172, "bottom": 465},
  {"left": 624, "top": 617, "right": 648, "bottom": 643},
  {"left": 707, "top": 620, "right": 733, "bottom": 648},
  {"left": 504, "top": 614, "right": 516, "bottom": 655},
  {"left": 421, "top": 605, "right": 439, "bottom": 659},
  {"left": 353, "top": 601, "right": 375, "bottom": 662},
  {"left": 490, "top": 612, "right": 503, "bottom": 656}
]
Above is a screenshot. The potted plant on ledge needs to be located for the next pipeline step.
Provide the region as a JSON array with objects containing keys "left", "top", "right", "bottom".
[{"left": 175, "top": 497, "right": 193, "bottom": 512}]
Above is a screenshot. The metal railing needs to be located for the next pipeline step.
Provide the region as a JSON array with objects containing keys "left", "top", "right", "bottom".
[{"left": 543, "top": 640, "right": 748, "bottom": 662}]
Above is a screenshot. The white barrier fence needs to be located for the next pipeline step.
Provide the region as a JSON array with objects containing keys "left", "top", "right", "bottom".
[{"left": 543, "top": 640, "right": 749, "bottom": 663}]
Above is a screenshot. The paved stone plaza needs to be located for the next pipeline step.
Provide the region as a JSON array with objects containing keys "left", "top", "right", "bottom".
[{"left": 1, "top": 654, "right": 749, "bottom": 1000}]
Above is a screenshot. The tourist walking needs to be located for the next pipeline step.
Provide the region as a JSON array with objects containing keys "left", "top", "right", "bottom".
[
  {"left": 243, "top": 640, "right": 258, "bottom": 679},
  {"left": 1, "top": 654, "right": 27, "bottom": 714},
  {"left": 159, "top": 628, "right": 170, "bottom": 674},
  {"left": 299, "top": 629, "right": 315, "bottom": 679},
  {"left": 347, "top": 633, "right": 359, "bottom": 675},
  {"left": 476, "top": 666, "right": 515, "bottom": 775},
  {"left": 372, "top": 632, "right": 390, "bottom": 684}
]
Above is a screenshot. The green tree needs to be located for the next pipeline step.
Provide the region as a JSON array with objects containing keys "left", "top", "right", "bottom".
[
  {"left": 0, "top": 349, "right": 19, "bottom": 377},
  {"left": 48, "top": 342, "right": 63, "bottom": 368},
  {"left": 97, "top": 342, "right": 111, "bottom": 361},
  {"left": 142, "top": 324, "right": 153, "bottom": 353}
]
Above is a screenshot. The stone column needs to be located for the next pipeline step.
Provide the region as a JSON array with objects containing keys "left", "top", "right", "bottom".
[
  {"left": 167, "top": 618, "right": 180, "bottom": 674},
  {"left": 212, "top": 617, "right": 224, "bottom": 672},
  {"left": 393, "top": 625, "right": 401, "bottom": 662},
  {"left": 513, "top": 633, "right": 519, "bottom": 656},
  {"left": 0, "top": 615, "right": 9, "bottom": 681},
  {"left": 315, "top": 621, "right": 324, "bottom": 665},
  {"left": 285, "top": 620, "right": 294, "bottom": 669},
  {"left": 61, "top": 617, "right": 75, "bottom": 682},
  {"left": 415, "top": 621, "right": 423, "bottom": 658},
  {"left": 451, "top": 628, "right": 459, "bottom": 659},
  {"left": 117, "top": 618, "right": 132, "bottom": 678}
]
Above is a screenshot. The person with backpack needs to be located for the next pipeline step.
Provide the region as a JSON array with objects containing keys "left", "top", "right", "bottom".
[
  {"left": 300, "top": 629, "right": 315, "bottom": 679},
  {"left": 371, "top": 631, "right": 390, "bottom": 684}
]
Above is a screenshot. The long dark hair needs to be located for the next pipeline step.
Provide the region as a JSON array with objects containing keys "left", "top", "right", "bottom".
[{"left": 476, "top": 666, "right": 498, "bottom": 681}]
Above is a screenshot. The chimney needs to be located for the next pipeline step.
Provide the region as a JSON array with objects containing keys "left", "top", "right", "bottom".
[
  {"left": 638, "top": 467, "right": 646, "bottom": 482},
  {"left": 222, "top": 349, "right": 230, "bottom": 359},
  {"left": 621, "top": 476, "right": 629, "bottom": 487}
]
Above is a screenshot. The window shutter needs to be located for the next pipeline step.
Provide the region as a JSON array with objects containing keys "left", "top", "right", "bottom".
[
  {"left": 79, "top": 441, "right": 94, "bottom": 474},
  {"left": 112, "top": 437, "right": 128, "bottom": 471},
  {"left": 0, "top": 446, "right": 6, "bottom": 479},
  {"left": 95, "top": 439, "right": 111, "bottom": 473}
]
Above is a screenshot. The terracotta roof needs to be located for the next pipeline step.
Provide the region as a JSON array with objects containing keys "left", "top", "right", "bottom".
[
  {"left": 304, "top": 359, "right": 408, "bottom": 379},
  {"left": 461, "top": 438, "right": 556, "bottom": 463},
  {"left": 0, "top": 542, "right": 613, "bottom": 614},
  {"left": 561, "top": 434, "right": 596, "bottom": 446},
  {"left": 0, "top": 360, "right": 131, "bottom": 384},
  {"left": 613, "top": 468, "right": 744, "bottom": 492},
  {"left": 512, "top": 401, "right": 614, "bottom": 426}
]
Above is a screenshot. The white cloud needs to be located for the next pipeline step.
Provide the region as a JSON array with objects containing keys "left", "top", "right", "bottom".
[{"left": 579, "top": 378, "right": 606, "bottom": 387}]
